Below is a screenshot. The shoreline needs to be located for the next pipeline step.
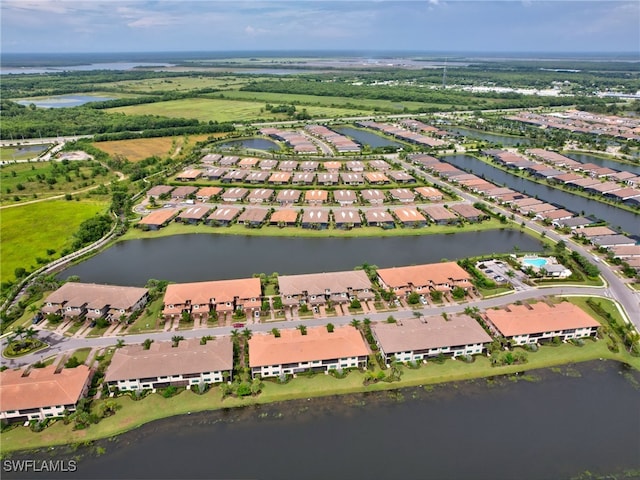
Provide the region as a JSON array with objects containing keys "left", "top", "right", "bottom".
[{"left": 2, "top": 339, "right": 638, "bottom": 456}]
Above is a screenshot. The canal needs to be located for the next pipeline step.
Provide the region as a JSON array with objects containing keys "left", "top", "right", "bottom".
[
  {"left": 218, "top": 138, "right": 281, "bottom": 151},
  {"left": 335, "top": 126, "right": 403, "bottom": 148},
  {"left": 446, "top": 127, "right": 533, "bottom": 146},
  {"left": 7, "top": 361, "right": 639, "bottom": 480},
  {"left": 443, "top": 154, "right": 640, "bottom": 235},
  {"left": 59, "top": 230, "right": 543, "bottom": 285}
]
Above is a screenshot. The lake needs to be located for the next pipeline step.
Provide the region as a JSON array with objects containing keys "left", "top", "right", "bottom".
[
  {"left": 7, "top": 361, "right": 639, "bottom": 480},
  {"left": 219, "top": 138, "right": 281, "bottom": 151},
  {"left": 447, "top": 127, "right": 533, "bottom": 146},
  {"left": 60, "top": 230, "right": 543, "bottom": 285},
  {"left": 563, "top": 152, "right": 640, "bottom": 176},
  {"left": 335, "top": 127, "right": 403, "bottom": 148},
  {"left": 17, "top": 95, "right": 115, "bottom": 109},
  {"left": 443, "top": 154, "right": 640, "bottom": 235},
  {"left": 1, "top": 62, "right": 172, "bottom": 75}
]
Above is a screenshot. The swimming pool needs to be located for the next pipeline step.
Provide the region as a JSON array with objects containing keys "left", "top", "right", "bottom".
[{"left": 522, "top": 257, "right": 549, "bottom": 268}]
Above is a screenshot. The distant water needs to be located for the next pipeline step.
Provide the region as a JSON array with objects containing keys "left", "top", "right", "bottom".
[
  {"left": 1, "top": 63, "right": 172, "bottom": 75},
  {"left": 16, "top": 95, "right": 115, "bottom": 108}
]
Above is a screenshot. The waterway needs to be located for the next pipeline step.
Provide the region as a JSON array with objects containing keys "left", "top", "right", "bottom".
[
  {"left": 335, "top": 126, "right": 403, "bottom": 148},
  {"left": 7, "top": 361, "right": 639, "bottom": 480},
  {"left": 1, "top": 62, "right": 172, "bottom": 75},
  {"left": 59, "top": 230, "right": 543, "bottom": 285},
  {"left": 446, "top": 127, "right": 533, "bottom": 146},
  {"left": 443, "top": 154, "right": 640, "bottom": 235},
  {"left": 564, "top": 152, "right": 640, "bottom": 176},
  {"left": 219, "top": 138, "right": 281, "bottom": 151},
  {"left": 16, "top": 95, "right": 115, "bottom": 109}
]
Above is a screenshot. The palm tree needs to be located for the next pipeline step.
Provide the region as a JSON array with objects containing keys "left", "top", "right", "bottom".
[
  {"left": 350, "top": 319, "right": 361, "bottom": 330},
  {"left": 171, "top": 335, "right": 184, "bottom": 347},
  {"left": 297, "top": 325, "right": 307, "bottom": 336},
  {"left": 241, "top": 328, "right": 252, "bottom": 341},
  {"left": 412, "top": 311, "right": 423, "bottom": 320},
  {"left": 230, "top": 329, "right": 240, "bottom": 345},
  {"left": 24, "top": 327, "right": 37, "bottom": 342},
  {"left": 271, "top": 328, "right": 281, "bottom": 338},
  {"left": 116, "top": 339, "right": 125, "bottom": 348}
]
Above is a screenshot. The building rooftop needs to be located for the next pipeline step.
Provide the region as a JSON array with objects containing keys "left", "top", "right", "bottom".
[
  {"left": 372, "top": 314, "right": 491, "bottom": 354},
  {"left": 278, "top": 269, "right": 372, "bottom": 297},
  {"left": 139, "top": 208, "right": 179, "bottom": 226},
  {"left": 393, "top": 207, "right": 426, "bottom": 223},
  {"left": 45, "top": 282, "right": 148, "bottom": 311},
  {"left": 377, "top": 262, "right": 471, "bottom": 288},
  {"left": 1, "top": 365, "right": 92, "bottom": 412},
  {"left": 485, "top": 302, "right": 599, "bottom": 337},
  {"left": 270, "top": 209, "right": 298, "bottom": 224},
  {"left": 164, "top": 277, "right": 261, "bottom": 306},
  {"left": 249, "top": 326, "right": 369, "bottom": 368},
  {"left": 105, "top": 338, "right": 233, "bottom": 383}
]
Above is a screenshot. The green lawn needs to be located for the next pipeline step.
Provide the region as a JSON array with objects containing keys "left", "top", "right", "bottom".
[
  {"left": 126, "top": 298, "right": 164, "bottom": 334},
  {"left": 107, "top": 98, "right": 370, "bottom": 123},
  {"left": 2, "top": 338, "right": 636, "bottom": 454},
  {"left": 1, "top": 200, "right": 108, "bottom": 284},
  {"left": 0, "top": 161, "right": 116, "bottom": 205},
  {"left": 68, "top": 347, "right": 92, "bottom": 365},
  {"left": 122, "top": 218, "right": 515, "bottom": 241}
]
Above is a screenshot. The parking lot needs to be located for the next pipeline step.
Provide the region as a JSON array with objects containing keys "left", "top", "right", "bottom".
[{"left": 476, "top": 259, "right": 530, "bottom": 291}]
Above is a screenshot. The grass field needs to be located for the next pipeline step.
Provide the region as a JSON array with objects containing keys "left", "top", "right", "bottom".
[
  {"left": 107, "top": 98, "right": 371, "bottom": 123},
  {"left": 0, "top": 161, "right": 116, "bottom": 205},
  {"left": 0, "top": 200, "right": 108, "bottom": 284},
  {"left": 93, "top": 133, "right": 224, "bottom": 162},
  {"left": 221, "top": 90, "right": 434, "bottom": 113},
  {"left": 108, "top": 76, "right": 250, "bottom": 93}
]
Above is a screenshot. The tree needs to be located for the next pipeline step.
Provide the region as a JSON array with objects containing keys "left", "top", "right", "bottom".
[
  {"left": 407, "top": 292, "right": 420, "bottom": 305},
  {"left": 116, "top": 339, "right": 125, "bottom": 348},
  {"left": 242, "top": 328, "right": 252, "bottom": 342},
  {"left": 430, "top": 290, "right": 443, "bottom": 302},
  {"left": 297, "top": 325, "right": 307, "bottom": 336},
  {"left": 451, "top": 287, "right": 466, "bottom": 300},
  {"left": 326, "top": 323, "right": 335, "bottom": 333},
  {"left": 271, "top": 328, "right": 281, "bottom": 338},
  {"left": 250, "top": 377, "right": 263, "bottom": 396},
  {"left": 171, "top": 335, "right": 184, "bottom": 347},
  {"left": 142, "top": 338, "right": 153, "bottom": 350},
  {"left": 350, "top": 319, "right": 361, "bottom": 330}
]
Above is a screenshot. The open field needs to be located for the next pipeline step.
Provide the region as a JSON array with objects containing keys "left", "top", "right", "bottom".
[
  {"left": 222, "top": 90, "right": 435, "bottom": 113},
  {"left": 2, "top": 337, "right": 636, "bottom": 454},
  {"left": 122, "top": 218, "right": 518, "bottom": 241},
  {"left": 107, "top": 98, "right": 371, "bottom": 123},
  {"left": 107, "top": 76, "right": 250, "bottom": 93},
  {"left": 93, "top": 133, "right": 226, "bottom": 162},
  {"left": 0, "top": 200, "right": 108, "bottom": 284},
  {"left": 0, "top": 161, "right": 116, "bottom": 205}
]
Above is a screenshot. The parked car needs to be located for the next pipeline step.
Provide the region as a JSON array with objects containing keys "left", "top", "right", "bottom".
[
  {"left": 31, "top": 313, "right": 43, "bottom": 325},
  {"left": 89, "top": 320, "right": 97, "bottom": 328},
  {"left": 232, "top": 323, "right": 245, "bottom": 328}
]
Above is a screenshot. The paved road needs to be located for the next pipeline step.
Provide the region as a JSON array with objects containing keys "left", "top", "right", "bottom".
[{"left": 0, "top": 285, "right": 608, "bottom": 368}]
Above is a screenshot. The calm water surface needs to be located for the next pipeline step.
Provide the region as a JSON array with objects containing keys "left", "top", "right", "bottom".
[
  {"left": 564, "top": 152, "right": 640, "bottom": 176},
  {"left": 8, "top": 361, "right": 639, "bottom": 480},
  {"left": 219, "top": 138, "right": 281, "bottom": 151},
  {"left": 60, "top": 230, "right": 543, "bottom": 285},
  {"left": 335, "top": 127, "right": 403, "bottom": 148},
  {"left": 444, "top": 155, "right": 640, "bottom": 235},
  {"left": 17, "top": 95, "right": 115, "bottom": 108},
  {"left": 447, "top": 127, "right": 533, "bottom": 146}
]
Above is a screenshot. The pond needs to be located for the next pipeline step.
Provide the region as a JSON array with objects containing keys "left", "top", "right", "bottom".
[
  {"left": 59, "top": 230, "right": 543, "bottom": 286},
  {"left": 218, "top": 138, "right": 281, "bottom": 151},
  {"left": 563, "top": 152, "right": 640, "bottom": 176},
  {"left": 8, "top": 361, "right": 639, "bottom": 480},
  {"left": 16, "top": 95, "right": 115, "bottom": 108},
  {"left": 447, "top": 127, "right": 533, "bottom": 146},
  {"left": 335, "top": 126, "right": 403, "bottom": 148},
  {"left": 443, "top": 154, "right": 640, "bottom": 235}
]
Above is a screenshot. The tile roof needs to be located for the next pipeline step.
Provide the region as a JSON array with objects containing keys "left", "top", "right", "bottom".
[
  {"left": 278, "top": 269, "right": 372, "bottom": 297},
  {"left": 45, "top": 282, "right": 148, "bottom": 310},
  {"left": 164, "top": 278, "right": 261, "bottom": 305},
  {"left": 377, "top": 262, "right": 471, "bottom": 288}
]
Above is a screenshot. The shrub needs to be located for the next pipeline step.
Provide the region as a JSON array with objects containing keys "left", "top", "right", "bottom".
[{"left": 161, "top": 385, "right": 178, "bottom": 398}]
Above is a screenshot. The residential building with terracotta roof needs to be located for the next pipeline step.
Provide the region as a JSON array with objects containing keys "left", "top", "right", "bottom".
[
  {"left": 105, "top": 338, "right": 233, "bottom": 392},
  {"left": 393, "top": 207, "right": 426, "bottom": 226},
  {"left": 171, "top": 186, "right": 198, "bottom": 199},
  {"left": 200, "top": 153, "right": 222, "bottom": 164},
  {"left": 388, "top": 171, "right": 416, "bottom": 183},
  {"left": 205, "top": 167, "right": 228, "bottom": 180},
  {"left": 268, "top": 172, "right": 292, "bottom": 185},
  {"left": 269, "top": 209, "right": 299, "bottom": 226},
  {"left": 219, "top": 156, "right": 239, "bottom": 167},
  {"left": 279, "top": 160, "right": 299, "bottom": 171},
  {"left": 138, "top": 208, "right": 179, "bottom": 230},
  {"left": 162, "top": 277, "right": 262, "bottom": 320},
  {"left": 259, "top": 159, "right": 278, "bottom": 170},
  {"left": 323, "top": 161, "right": 341, "bottom": 172},
  {"left": 305, "top": 190, "right": 328, "bottom": 205},
  {"left": 449, "top": 203, "right": 484, "bottom": 221},
  {"left": 196, "top": 187, "right": 222, "bottom": 202},
  {"left": 147, "top": 185, "right": 174, "bottom": 197},
  {"left": 249, "top": 326, "right": 369, "bottom": 378},
  {"left": 414, "top": 186, "right": 443, "bottom": 201},
  {"left": 42, "top": 282, "right": 149, "bottom": 321},
  {"left": 346, "top": 161, "right": 365, "bottom": 172},
  {"left": 365, "top": 172, "right": 390, "bottom": 184},
  {"left": 421, "top": 204, "right": 458, "bottom": 224},
  {"left": 377, "top": 262, "right": 472, "bottom": 297},
  {"left": 238, "top": 157, "right": 260, "bottom": 169},
  {"left": 278, "top": 270, "right": 374, "bottom": 308},
  {"left": 1, "top": 366, "right": 93, "bottom": 423},
  {"left": 176, "top": 169, "right": 203, "bottom": 181},
  {"left": 372, "top": 314, "right": 492, "bottom": 363},
  {"left": 369, "top": 160, "right": 391, "bottom": 171},
  {"left": 484, "top": 302, "right": 599, "bottom": 345}
]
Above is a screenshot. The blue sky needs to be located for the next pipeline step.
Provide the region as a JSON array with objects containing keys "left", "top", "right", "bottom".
[{"left": 1, "top": 1, "right": 638, "bottom": 53}]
